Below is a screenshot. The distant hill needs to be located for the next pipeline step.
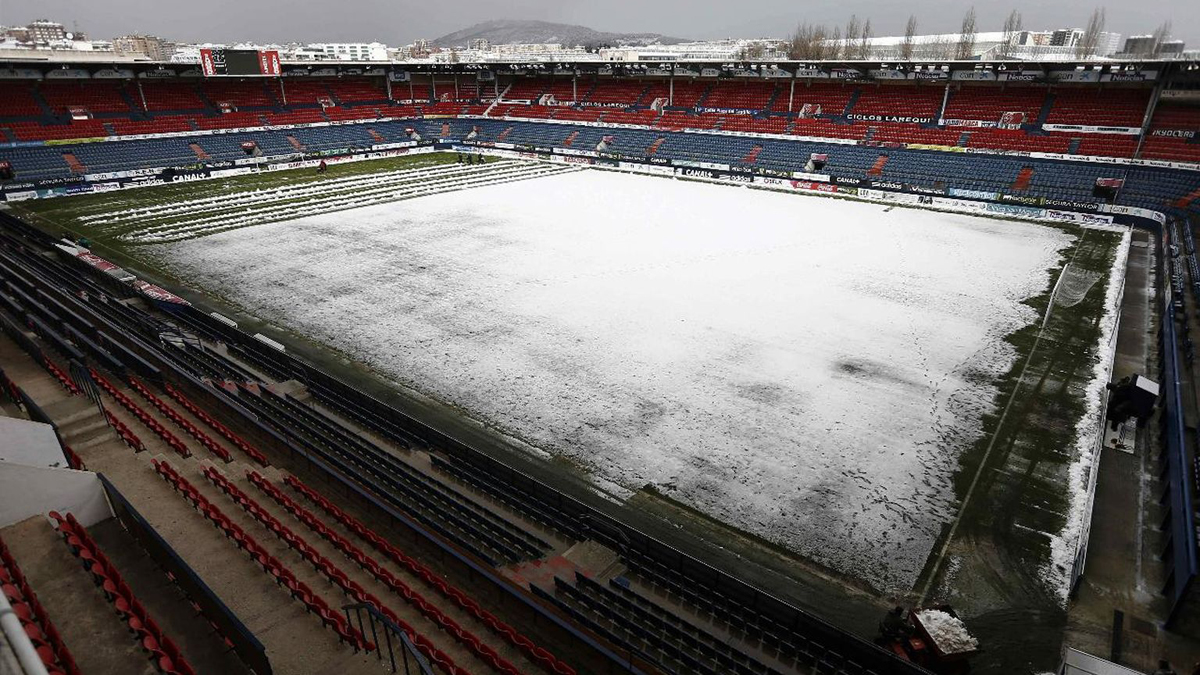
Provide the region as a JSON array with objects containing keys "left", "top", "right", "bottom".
[{"left": 431, "top": 20, "right": 687, "bottom": 49}]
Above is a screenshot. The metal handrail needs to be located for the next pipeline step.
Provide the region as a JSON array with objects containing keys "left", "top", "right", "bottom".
[{"left": 342, "top": 603, "right": 435, "bottom": 675}]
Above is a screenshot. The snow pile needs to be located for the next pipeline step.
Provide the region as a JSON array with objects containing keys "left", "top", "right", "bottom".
[
  {"left": 154, "top": 169, "right": 1073, "bottom": 593},
  {"left": 916, "top": 609, "right": 978, "bottom": 654}
]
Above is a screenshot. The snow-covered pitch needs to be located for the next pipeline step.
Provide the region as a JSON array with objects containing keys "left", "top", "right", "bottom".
[{"left": 155, "top": 169, "right": 1082, "bottom": 593}]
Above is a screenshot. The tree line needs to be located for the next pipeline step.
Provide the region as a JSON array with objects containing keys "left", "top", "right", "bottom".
[{"left": 787, "top": 7, "right": 1172, "bottom": 61}]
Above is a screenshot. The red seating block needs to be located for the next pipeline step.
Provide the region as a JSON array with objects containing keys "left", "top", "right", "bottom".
[
  {"left": 151, "top": 461, "right": 371, "bottom": 651},
  {"left": 284, "top": 474, "right": 578, "bottom": 675}
]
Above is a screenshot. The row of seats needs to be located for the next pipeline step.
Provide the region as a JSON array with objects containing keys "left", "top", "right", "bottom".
[
  {"left": 283, "top": 474, "right": 578, "bottom": 675},
  {"left": 89, "top": 366, "right": 191, "bottom": 458},
  {"left": 164, "top": 382, "right": 270, "bottom": 465},
  {"left": 151, "top": 459, "right": 371, "bottom": 650},
  {"left": 548, "top": 573, "right": 785, "bottom": 675},
  {"left": 246, "top": 470, "right": 521, "bottom": 675},
  {"left": 200, "top": 466, "right": 476, "bottom": 670},
  {"left": 232, "top": 381, "right": 544, "bottom": 566},
  {"left": 128, "top": 376, "right": 233, "bottom": 462},
  {"left": 105, "top": 408, "right": 147, "bottom": 452},
  {"left": 0, "top": 534, "right": 81, "bottom": 675},
  {"left": 48, "top": 511, "right": 196, "bottom": 675}
]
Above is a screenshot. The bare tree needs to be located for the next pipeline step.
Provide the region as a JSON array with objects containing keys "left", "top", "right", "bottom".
[
  {"left": 857, "top": 19, "right": 873, "bottom": 59},
  {"left": 1001, "top": 10, "right": 1023, "bottom": 58},
  {"left": 956, "top": 7, "right": 977, "bottom": 60},
  {"left": 930, "top": 34, "right": 956, "bottom": 60},
  {"left": 1077, "top": 7, "right": 1106, "bottom": 58},
  {"left": 788, "top": 22, "right": 832, "bottom": 60},
  {"left": 829, "top": 26, "right": 843, "bottom": 59},
  {"left": 845, "top": 15, "right": 862, "bottom": 55},
  {"left": 901, "top": 15, "right": 918, "bottom": 60},
  {"left": 1151, "top": 20, "right": 1172, "bottom": 55}
]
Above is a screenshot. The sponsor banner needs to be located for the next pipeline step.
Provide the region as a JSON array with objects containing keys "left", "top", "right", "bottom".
[
  {"left": 677, "top": 167, "right": 719, "bottom": 180},
  {"left": 952, "top": 71, "right": 997, "bottom": 82},
  {"left": 998, "top": 193, "right": 1043, "bottom": 206},
  {"left": 1050, "top": 70, "right": 1101, "bottom": 84},
  {"left": 756, "top": 168, "right": 792, "bottom": 179},
  {"left": 847, "top": 113, "right": 933, "bottom": 124},
  {"left": 833, "top": 176, "right": 862, "bottom": 186},
  {"left": 906, "top": 143, "right": 966, "bottom": 152},
  {"left": 94, "top": 69, "right": 136, "bottom": 80},
  {"left": 1042, "top": 210, "right": 1114, "bottom": 226},
  {"left": 45, "top": 69, "right": 90, "bottom": 80},
  {"left": 132, "top": 280, "right": 190, "bottom": 306},
  {"left": 1152, "top": 129, "right": 1197, "bottom": 139},
  {"left": 4, "top": 191, "right": 36, "bottom": 202},
  {"left": 1161, "top": 90, "right": 1200, "bottom": 102},
  {"left": 790, "top": 180, "right": 837, "bottom": 193},
  {"left": 0, "top": 68, "right": 44, "bottom": 79},
  {"left": 949, "top": 187, "right": 1000, "bottom": 200},
  {"left": 828, "top": 68, "right": 863, "bottom": 80},
  {"left": 869, "top": 180, "right": 905, "bottom": 191},
  {"left": 869, "top": 69, "right": 907, "bottom": 80},
  {"left": 997, "top": 71, "right": 1043, "bottom": 82},
  {"left": 697, "top": 106, "right": 761, "bottom": 115},
  {"left": 76, "top": 252, "right": 120, "bottom": 274},
  {"left": 1042, "top": 124, "right": 1140, "bottom": 136},
  {"left": 44, "top": 137, "right": 106, "bottom": 146},
  {"left": 1044, "top": 197, "right": 1101, "bottom": 211},
  {"left": 940, "top": 118, "right": 999, "bottom": 128},
  {"left": 985, "top": 202, "right": 1043, "bottom": 218},
  {"left": 199, "top": 49, "right": 219, "bottom": 77},
  {"left": 794, "top": 68, "right": 828, "bottom": 79},
  {"left": 553, "top": 147, "right": 599, "bottom": 158},
  {"left": 1103, "top": 71, "right": 1157, "bottom": 83},
  {"left": 909, "top": 184, "right": 946, "bottom": 196},
  {"left": 1108, "top": 204, "right": 1166, "bottom": 224}
]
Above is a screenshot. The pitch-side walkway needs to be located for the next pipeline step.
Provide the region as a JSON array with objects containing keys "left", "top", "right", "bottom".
[{"left": 1063, "top": 228, "right": 1200, "bottom": 672}]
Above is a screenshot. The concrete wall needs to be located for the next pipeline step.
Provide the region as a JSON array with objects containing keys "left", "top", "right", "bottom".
[
  {"left": 0, "top": 417, "right": 67, "bottom": 469},
  {"left": 0, "top": 463, "right": 110, "bottom": 528}
]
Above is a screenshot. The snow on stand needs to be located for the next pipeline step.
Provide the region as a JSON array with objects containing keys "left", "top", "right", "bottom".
[{"left": 54, "top": 239, "right": 190, "bottom": 306}]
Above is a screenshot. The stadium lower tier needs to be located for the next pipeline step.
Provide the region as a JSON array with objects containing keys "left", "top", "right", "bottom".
[{"left": 3, "top": 117, "right": 1198, "bottom": 220}]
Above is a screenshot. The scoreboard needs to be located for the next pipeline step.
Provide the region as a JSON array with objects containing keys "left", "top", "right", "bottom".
[{"left": 199, "top": 49, "right": 282, "bottom": 77}]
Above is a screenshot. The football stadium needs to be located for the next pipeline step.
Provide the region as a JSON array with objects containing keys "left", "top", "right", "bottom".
[{"left": 0, "top": 17, "right": 1198, "bottom": 675}]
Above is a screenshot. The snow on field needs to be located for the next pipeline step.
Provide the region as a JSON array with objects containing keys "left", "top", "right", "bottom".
[{"left": 155, "top": 169, "right": 1076, "bottom": 592}]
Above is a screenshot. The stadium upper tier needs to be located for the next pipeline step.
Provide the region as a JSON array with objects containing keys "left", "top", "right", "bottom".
[{"left": 0, "top": 75, "right": 1197, "bottom": 162}]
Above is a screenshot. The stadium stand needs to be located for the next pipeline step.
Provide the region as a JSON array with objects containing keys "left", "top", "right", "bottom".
[{"left": 0, "top": 534, "right": 81, "bottom": 675}]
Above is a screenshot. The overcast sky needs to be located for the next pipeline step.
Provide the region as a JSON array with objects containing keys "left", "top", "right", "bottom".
[{"left": 0, "top": 0, "right": 1194, "bottom": 46}]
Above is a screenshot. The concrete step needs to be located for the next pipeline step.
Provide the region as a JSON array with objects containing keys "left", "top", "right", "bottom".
[
  {"left": 1, "top": 516, "right": 157, "bottom": 675},
  {"left": 202, "top": 463, "right": 505, "bottom": 673},
  {"left": 88, "top": 518, "right": 251, "bottom": 675},
  {"left": 97, "top": 452, "right": 380, "bottom": 675},
  {"left": 43, "top": 396, "right": 100, "bottom": 427},
  {"left": 267, "top": 470, "right": 546, "bottom": 674}
]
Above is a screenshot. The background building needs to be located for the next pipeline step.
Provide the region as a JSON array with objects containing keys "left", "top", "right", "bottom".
[{"left": 113, "top": 33, "right": 176, "bottom": 61}]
